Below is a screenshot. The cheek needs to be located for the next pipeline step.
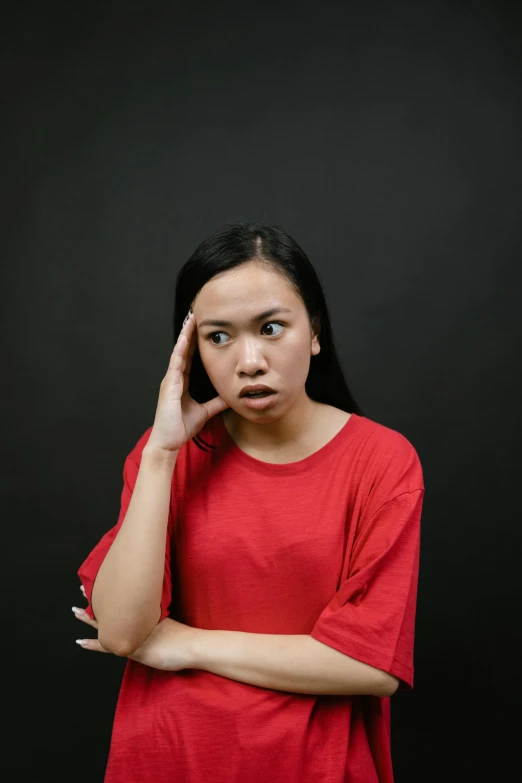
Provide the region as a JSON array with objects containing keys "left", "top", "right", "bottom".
[
  {"left": 284, "top": 339, "right": 311, "bottom": 365},
  {"left": 284, "top": 344, "right": 315, "bottom": 382}
]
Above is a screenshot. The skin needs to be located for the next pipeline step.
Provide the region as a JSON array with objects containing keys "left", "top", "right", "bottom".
[
  {"left": 73, "top": 585, "right": 192, "bottom": 669},
  {"left": 72, "top": 263, "right": 397, "bottom": 694},
  {"left": 72, "top": 587, "right": 399, "bottom": 696},
  {"left": 192, "top": 259, "right": 322, "bottom": 457},
  {"left": 73, "top": 260, "right": 325, "bottom": 656},
  {"left": 74, "top": 258, "right": 323, "bottom": 661}
]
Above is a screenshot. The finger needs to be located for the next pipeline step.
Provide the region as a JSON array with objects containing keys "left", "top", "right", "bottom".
[
  {"left": 183, "top": 313, "right": 198, "bottom": 377},
  {"left": 76, "top": 638, "right": 111, "bottom": 653},
  {"left": 167, "top": 313, "right": 193, "bottom": 373},
  {"left": 203, "top": 395, "right": 230, "bottom": 420},
  {"left": 178, "top": 310, "right": 196, "bottom": 356},
  {"left": 72, "top": 608, "right": 98, "bottom": 629},
  {"left": 166, "top": 314, "right": 197, "bottom": 390},
  {"left": 80, "top": 585, "right": 86, "bottom": 596}
]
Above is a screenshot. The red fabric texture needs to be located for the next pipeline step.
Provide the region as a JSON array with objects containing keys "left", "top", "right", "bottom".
[{"left": 78, "top": 411, "right": 424, "bottom": 782}]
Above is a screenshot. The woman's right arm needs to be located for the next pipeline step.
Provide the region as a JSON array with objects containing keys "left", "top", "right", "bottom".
[
  {"left": 87, "top": 306, "right": 229, "bottom": 657},
  {"left": 91, "top": 445, "right": 179, "bottom": 657}
]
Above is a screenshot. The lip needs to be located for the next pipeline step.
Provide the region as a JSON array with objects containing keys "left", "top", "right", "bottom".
[
  {"left": 239, "top": 384, "right": 276, "bottom": 397},
  {"left": 240, "top": 391, "right": 277, "bottom": 411}
]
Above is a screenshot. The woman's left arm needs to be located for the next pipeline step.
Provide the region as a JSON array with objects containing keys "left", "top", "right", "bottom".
[
  {"left": 189, "top": 627, "right": 398, "bottom": 697},
  {"left": 73, "top": 587, "right": 397, "bottom": 696}
]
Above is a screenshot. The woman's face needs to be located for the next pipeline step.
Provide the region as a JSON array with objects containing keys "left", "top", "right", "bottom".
[{"left": 192, "top": 261, "right": 321, "bottom": 421}]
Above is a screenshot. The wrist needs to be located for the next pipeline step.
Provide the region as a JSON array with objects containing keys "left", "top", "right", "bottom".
[
  {"left": 142, "top": 444, "right": 179, "bottom": 471},
  {"left": 189, "top": 627, "right": 211, "bottom": 670}
]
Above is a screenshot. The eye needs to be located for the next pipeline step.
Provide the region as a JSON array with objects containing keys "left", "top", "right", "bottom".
[{"left": 207, "top": 321, "right": 285, "bottom": 346}]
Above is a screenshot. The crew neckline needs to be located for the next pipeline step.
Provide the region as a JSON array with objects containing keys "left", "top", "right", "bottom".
[{"left": 214, "top": 410, "right": 362, "bottom": 475}]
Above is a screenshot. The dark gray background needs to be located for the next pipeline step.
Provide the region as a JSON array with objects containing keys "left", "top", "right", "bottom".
[{"left": 3, "top": 1, "right": 521, "bottom": 780}]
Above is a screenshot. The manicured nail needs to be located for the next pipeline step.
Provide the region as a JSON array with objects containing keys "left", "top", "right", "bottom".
[
  {"left": 72, "top": 606, "right": 85, "bottom": 615},
  {"left": 76, "top": 639, "right": 85, "bottom": 646}
]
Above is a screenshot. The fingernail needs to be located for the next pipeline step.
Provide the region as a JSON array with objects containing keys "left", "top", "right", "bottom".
[
  {"left": 76, "top": 639, "right": 85, "bottom": 646},
  {"left": 72, "top": 606, "right": 85, "bottom": 615}
]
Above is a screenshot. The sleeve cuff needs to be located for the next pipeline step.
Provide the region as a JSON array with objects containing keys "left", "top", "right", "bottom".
[{"left": 310, "top": 624, "right": 414, "bottom": 691}]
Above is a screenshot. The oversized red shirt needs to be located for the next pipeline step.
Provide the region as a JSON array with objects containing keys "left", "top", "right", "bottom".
[{"left": 78, "top": 411, "right": 424, "bottom": 782}]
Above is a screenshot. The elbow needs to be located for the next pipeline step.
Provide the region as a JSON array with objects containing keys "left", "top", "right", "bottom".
[
  {"left": 378, "top": 674, "right": 400, "bottom": 697},
  {"left": 98, "top": 630, "right": 138, "bottom": 658},
  {"left": 97, "top": 607, "right": 162, "bottom": 658}
]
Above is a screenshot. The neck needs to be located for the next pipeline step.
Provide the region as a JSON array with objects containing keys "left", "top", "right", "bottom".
[{"left": 222, "top": 394, "right": 322, "bottom": 453}]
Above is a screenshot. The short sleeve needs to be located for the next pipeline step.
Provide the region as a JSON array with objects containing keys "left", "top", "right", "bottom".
[
  {"left": 77, "top": 451, "right": 174, "bottom": 624},
  {"left": 310, "top": 488, "right": 424, "bottom": 691}
]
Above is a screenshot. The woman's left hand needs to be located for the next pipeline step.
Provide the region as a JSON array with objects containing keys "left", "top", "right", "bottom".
[{"left": 73, "top": 585, "right": 197, "bottom": 671}]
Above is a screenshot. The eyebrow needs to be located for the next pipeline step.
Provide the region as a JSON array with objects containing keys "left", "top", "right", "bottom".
[{"left": 198, "top": 307, "right": 294, "bottom": 328}]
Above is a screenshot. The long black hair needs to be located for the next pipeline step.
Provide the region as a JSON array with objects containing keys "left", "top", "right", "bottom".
[{"left": 172, "top": 220, "right": 364, "bottom": 416}]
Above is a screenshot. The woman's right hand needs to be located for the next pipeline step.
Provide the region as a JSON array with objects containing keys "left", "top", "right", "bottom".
[{"left": 146, "top": 309, "right": 229, "bottom": 454}]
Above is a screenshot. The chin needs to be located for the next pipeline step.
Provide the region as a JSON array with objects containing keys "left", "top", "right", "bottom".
[{"left": 237, "top": 405, "right": 286, "bottom": 425}]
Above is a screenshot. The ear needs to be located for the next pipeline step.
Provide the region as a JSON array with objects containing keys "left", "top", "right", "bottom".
[{"left": 311, "top": 315, "right": 321, "bottom": 356}]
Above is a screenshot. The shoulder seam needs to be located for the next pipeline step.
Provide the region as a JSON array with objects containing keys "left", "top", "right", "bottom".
[{"left": 365, "top": 488, "right": 425, "bottom": 526}]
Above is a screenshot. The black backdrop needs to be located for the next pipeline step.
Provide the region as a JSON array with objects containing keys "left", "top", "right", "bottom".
[{"left": 3, "top": 1, "right": 521, "bottom": 781}]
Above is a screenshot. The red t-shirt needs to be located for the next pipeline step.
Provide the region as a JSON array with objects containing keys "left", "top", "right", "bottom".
[{"left": 78, "top": 411, "right": 424, "bottom": 782}]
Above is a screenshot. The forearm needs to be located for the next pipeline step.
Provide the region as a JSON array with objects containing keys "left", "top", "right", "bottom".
[
  {"left": 92, "top": 446, "right": 178, "bottom": 655},
  {"left": 190, "top": 630, "right": 396, "bottom": 697}
]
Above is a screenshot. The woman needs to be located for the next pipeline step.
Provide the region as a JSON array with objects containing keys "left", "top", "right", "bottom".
[{"left": 74, "top": 220, "right": 424, "bottom": 782}]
